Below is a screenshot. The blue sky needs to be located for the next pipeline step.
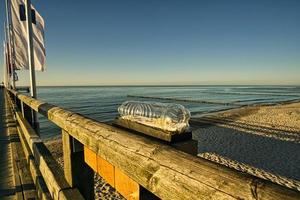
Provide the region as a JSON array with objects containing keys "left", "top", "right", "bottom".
[{"left": 1, "top": 0, "right": 300, "bottom": 86}]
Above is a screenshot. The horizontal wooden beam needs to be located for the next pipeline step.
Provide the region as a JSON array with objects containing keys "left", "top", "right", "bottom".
[
  {"left": 8, "top": 97, "right": 84, "bottom": 200},
  {"left": 114, "top": 117, "right": 192, "bottom": 142},
  {"left": 8, "top": 89, "right": 300, "bottom": 200},
  {"left": 17, "top": 125, "right": 52, "bottom": 200},
  {"left": 5, "top": 94, "right": 37, "bottom": 200}
]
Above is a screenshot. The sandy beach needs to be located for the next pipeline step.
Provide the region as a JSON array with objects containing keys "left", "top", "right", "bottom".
[
  {"left": 192, "top": 101, "right": 300, "bottom": 191},
  {"left": 44, "top": 101, "right": 300, "bottom": 198}
]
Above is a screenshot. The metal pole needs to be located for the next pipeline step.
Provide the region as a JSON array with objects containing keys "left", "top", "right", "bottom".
[
  {"left": 5, "top": 23, "right": 11, "bottom": 88},
  {"left": 25, "top": 0, "right": 37, "bottom": 98},
  {"left": 25, "top": 0, "right": 39, "bottom": 132},
  {"left": 5, "top": 0, "right": 15, "bottom": 89},
  {"left": 3, "top": 41, "right": 7, "bottom": 88},
  {"left": 3, "top": 23, "right": 8, "bottom": 88}
]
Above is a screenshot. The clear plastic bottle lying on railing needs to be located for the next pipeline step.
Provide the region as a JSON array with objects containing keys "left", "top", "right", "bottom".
[{"left": 118, "top": 101, "right": 191, "bottom": 133}]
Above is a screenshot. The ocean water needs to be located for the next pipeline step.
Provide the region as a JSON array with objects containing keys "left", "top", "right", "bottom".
[{"left": 36, "top": 85, "right": 300, "bottom": 139}]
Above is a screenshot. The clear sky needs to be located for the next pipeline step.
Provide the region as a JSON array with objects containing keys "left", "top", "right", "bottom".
[{"left": 0, "top": 0, "right": 299, "bottom": 86}]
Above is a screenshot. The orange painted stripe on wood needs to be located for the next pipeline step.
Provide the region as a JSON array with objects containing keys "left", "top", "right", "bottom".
[
  {"left": 84, "top": 146, "right": 97, "bottom": 172},
  {"left": 115, "top": 167, "right": 140, "bottom": 200},
  {"left": 97, "top": 155, "right": 115, "bottom": 187}
]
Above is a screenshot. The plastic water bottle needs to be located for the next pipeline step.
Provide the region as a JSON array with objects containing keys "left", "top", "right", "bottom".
[{"left": 118, "top": 101, "right": 190, "bottom": 132}]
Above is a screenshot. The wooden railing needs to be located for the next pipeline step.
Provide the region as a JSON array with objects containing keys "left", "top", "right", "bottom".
[{"left": 6, "top": 88, "right": 300, "bottom": 200}]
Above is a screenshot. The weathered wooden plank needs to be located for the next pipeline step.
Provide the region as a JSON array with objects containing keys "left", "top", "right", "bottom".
[
  {"left": 7, "top": 95, "right": 85, "bottom": 200},
  {"left": 29, "top": 159, "right": 52, "bottom": 200},
  {"left": 115, "top": 167, "right": 140, "bottom": 200},
  {"left": 0, "top": 90, "right": 18, "bottom": 200},
  {"left": 8, "top": 91, "right": 50, "bottom": 199},
  {"left": 34, "top": 136, "right": 83, "bottom": 200},
  {"left": 45, "top": 107, "right": 299, "bottom": 200},
  {"left": 15, "top": 109, "right": 51, "bottom": 199},
  {"left": 16, "top": 158, "right": 37, "bottom": 199},
  {"left": 6, "top": 93, "right": 51, "bottom": 199},
  {"left": 84, "top": 146, "right": 97, "bottom": 172},
  {"left": 8, "top": 89, "right": 300, "bottom": 200},
  {"left": 15, "top": 111, "right": 41, "bottom": 153},
  {"left": 114, "top": 117, "right": 192, "bottom": 142},
  {"left": 63, "top": 130, "right": 95, "bottom": 200},
  {"left": 17, "top": 125, "right": 52, "bottom": 200},
  {"left": 97, "top": 155, "right": 115, "bottom": 187},
  {"left": 6, "top": 122, "right": 23, "bottom": 200},
  {"left": 5, "top": 96, "right": 36, "bottom": 200}
]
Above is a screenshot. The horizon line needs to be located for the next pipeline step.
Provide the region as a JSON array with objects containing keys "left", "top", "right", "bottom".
[{"left": 14, "top": 84, "right": 300, "bottom": 87}]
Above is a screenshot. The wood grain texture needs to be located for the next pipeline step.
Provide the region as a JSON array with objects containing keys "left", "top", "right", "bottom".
[
  {"left": 5, "top": 94, "right": 36, "bottom": 200},
  {"left": 6, "top": 92, "right": 85, "bottom": 200},
  {"left": 114, "top": 118, "right": 192, "bottom": 142},
  {"left": 8, "top": 94, "right": 52, "bottom": 200},
  {"left": 84, "top": 146, "right": 98, "bottom": 172},
  {"left": 115, "top": 167, "right": 140, "bottom": 200},
  {"left": 97, "top": 155, "right": 115, "bottom": 187},
  {"left": 46, "top": 106, "right": 300, "bottom": 200},
  {"left": 8, "top": 89, "right": 300, "bottom": 200},
  {"left": 0, "top": 91, "right": 18, "bottom": 200},
  {"left": 63, "top": 132, "right": 95, "bottom": 200},
  {"left": 17, "top": 125, "right": 52, "bottom": 200}
]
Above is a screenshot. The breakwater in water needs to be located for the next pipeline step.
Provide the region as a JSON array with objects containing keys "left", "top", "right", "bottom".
[{"left": 37, "top": 85, "right": 300, "bottom": 139}]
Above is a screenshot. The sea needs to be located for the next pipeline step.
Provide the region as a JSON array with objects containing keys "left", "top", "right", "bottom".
[{"left": 36, "top": 85, "right": 300, "bottom": 139}]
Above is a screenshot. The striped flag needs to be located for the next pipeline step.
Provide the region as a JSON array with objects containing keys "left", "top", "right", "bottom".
[{"left": 10, "top": 0, "right": 46, "bottom": 71}]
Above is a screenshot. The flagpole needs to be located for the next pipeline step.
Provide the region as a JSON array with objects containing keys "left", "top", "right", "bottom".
[
  {"left": 25, "top": 0, "right": 37, "bottom": 98},
  {"left": 3, "top": 42, "right": 7, "bottom": 87},
  {"left": 5, "top": 0, "right": 15, "bottom": 89},
  {"left": 3, "top": 23, "right": 8, "bottom": 88},
  {"left": 25, "top": 0, "right": 39, "bottom": 131},
  {"left": 5, "top": 23, "right": 11, "bottom": 88}
]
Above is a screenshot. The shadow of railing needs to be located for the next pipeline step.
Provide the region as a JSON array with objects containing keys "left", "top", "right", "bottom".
[{"left": 191, "top": 117, "right": 300, "bottom": 189}]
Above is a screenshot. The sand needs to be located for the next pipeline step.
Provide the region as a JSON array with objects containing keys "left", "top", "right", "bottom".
[
  {"left": 45, "top": 137, "right": 125, "bottom": 200},
  {"left": 191, "top": 102, "right": 300, "bottom": 191},
  {"left": 44, "top": 101, "right": 300, "bottom": 198}
]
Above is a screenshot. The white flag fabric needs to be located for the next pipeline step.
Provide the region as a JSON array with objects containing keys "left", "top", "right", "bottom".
[
  {"left": 10, "top": 0, "right": 45, "bottom": 71},
  {"left": 3, "top": 42, "right": 8, "bottom": 85}
]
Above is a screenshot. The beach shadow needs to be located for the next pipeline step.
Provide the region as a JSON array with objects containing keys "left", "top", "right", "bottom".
[
  {"left": 193, "top": 116, "right": 300, "bottom": 142},
  {"left": 191, "top": 118, "right": 300, "bottom": 182}
]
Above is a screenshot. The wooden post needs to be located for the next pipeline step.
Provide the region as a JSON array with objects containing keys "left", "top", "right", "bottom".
[
  {"left": 62, "top": 130, "right": 94, "bottom": 200},
  {"left": 16, "top": 97, "right": 21, "bottom": 111},
  {"left": 23, "top": 103, "right": 33, "bottom": 126},
  {"left": 21, "top": 101, "right": 25, "bottom": 117}
]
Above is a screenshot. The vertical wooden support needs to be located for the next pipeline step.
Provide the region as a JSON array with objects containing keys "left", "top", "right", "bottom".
[
  {"left": 16, "top": 98, "right": 22, "bottom": 111},
  {"left": 20, "top": 101, "right": 25, "bottom": 117},
  {"left": 84, "top": 146, "right": 144, "bottom": 200},
  {"left": 115, "top": 168, "right": 140, "bottom": 200},
  {"left": 97, "top": 155, "right": 115, "bottom": 187},
  {"left": 84, "top": 146, "right": 97, "bottom": 172},
  {"left": 23, "top": 103, "right": 33, "bottom": 125},
  {"left": 62, "top": 130, "right": 95, "bottom": 200}
]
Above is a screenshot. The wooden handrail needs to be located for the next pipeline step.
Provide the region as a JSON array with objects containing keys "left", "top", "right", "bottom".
[
  {"left": 7, "top": 89, "right": 300, "bottom": 200},
  {"left": 6, "top": 89, "right": 85, "bottom": 200}
]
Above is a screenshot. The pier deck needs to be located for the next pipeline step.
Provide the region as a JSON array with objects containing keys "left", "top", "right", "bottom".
[
  {"left": 0, "top": 89, "right": 15, "bottom": 199},
  {"left": 0, "top": 88, "right": 36, "bottom": 200}
]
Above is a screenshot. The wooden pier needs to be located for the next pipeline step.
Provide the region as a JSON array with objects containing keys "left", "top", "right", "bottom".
[
  {"left": 0, "top": 87, "right": 300, "bottom": 200},
  {"left": 0, "top": 88, "right": 16, "bottom": 200}
]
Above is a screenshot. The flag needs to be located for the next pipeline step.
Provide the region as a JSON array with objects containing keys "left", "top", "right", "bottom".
[
  {"left": 10, "top": 0, "right": 45, "bottom": 71},
  {"left": 4, "top": 41, "right": 12, "bottom": 77},
  {"left": 3, "top": 41, "right": 8, "bottom": 86}
]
